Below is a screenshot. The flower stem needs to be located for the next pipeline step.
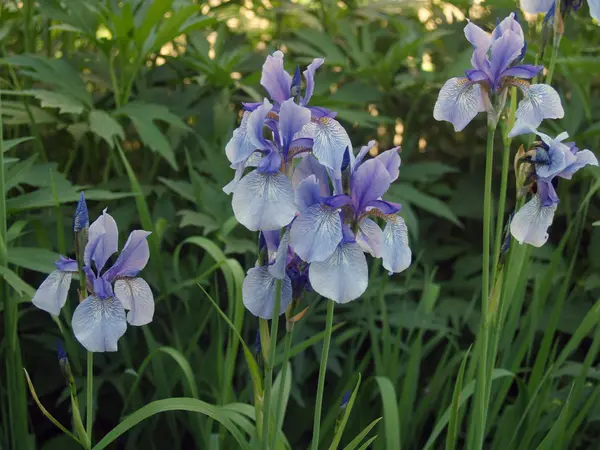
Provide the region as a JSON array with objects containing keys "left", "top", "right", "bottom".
[
  {"left": 261, "top": 277, "right": 283, "bottom": 449},
  {"left": 545, "top": 0, "right": 563, "bottom": 85},
  {"left": 86, "top": 351, "right": 93, "bottom": 443},
  {"left": 474, "top": 121, "right": 497, "bottom": 449},
  {"left": 311, "top": 300, "right": 335, "bottom": 450},
  {"left": 271, "top": 324, "right": 294, "bottom": 449}
]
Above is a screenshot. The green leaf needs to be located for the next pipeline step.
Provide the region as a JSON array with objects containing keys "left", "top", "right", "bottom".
[
  {"left": 88, "top": 110, "right": 125, "bottom": 148},
  {"left": 130, "top": 116, "right": 177, "bottom": 170},
  {"left": 374, "top": 376, "right": 401, "bottom": 450},
  {"left": 329, "top": 373, "right": 361, "bottom": 450},
  {"left": 91, "top": 398, "right": 250, "bottom": 450},
  {"left": 135, "top": 0, "right": 175, "bottom": 49},
  {"left": 7, "top": 188, "right": 131, "bottom": 211},
  {"left": 3, "top": 136, "right": 34, "bottom": 153},
  {"left": 177, "top": 210, "right": 219, "bottom": 234},
  {"left": 0, "top": 265, "right": 36, "bottom": 298},
  {"left": 445, "top": 347, "right": 471, "bottom": 450},
  {"left": 8, "top": 247, "right": 61, "bottom": 274},
  {"left": 422, "top": 369, "right": 514, "bottom": 450},
  {"left": 20, "top": 89, "right": 86, "bottom": 115},
  {"left": 341, "top": 417, "right": 382, "bottom": 450},
  {"left": 390, "top": 183, "right": 461, "bottom": 226}
]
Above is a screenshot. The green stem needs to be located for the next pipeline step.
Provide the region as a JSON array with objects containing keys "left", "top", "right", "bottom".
[
  {"left": 492, "top": 87, "right": 517, "bottom": 276},
  {"left": 261, "top": 277, "right": 283, "bottom": 449},
  {"left": 473, "top": 121, "right": 497, "bottom": 449},
  {"left": 311, "top": 300, "right": 335, "bottom": 450},
  {"left": 271, "top": 324, "right": 294, "bottom": 449},
  {"left": 545, "top": 0, "right": 562, "bottom": 85},
  {"left": 86, "top": 352, "right": 93, "bottom": 443}
]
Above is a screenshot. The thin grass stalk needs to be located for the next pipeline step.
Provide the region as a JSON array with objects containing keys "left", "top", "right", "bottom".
[
  {"left": 545, "top": 0, "right": 563, "bottom": 85},
  {"left": 473, "top": 120, "right": 497, "bottom": 449},
  {"left": 261, "top": 276, "right": 283, "bottom": 449},
  {"left": 0, "top": 90, "right": 30, "bottom": 450},
  {"left": 86, "top": 352, "right": 93, "bottom": 442},
  {"left": 271, "top": 324, "right": 294, "bottom": 450},
  {"left": 311, "top": 300, "right": 335, "bottom": 450}
]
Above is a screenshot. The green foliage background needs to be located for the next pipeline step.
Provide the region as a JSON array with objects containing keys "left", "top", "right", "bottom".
[{"left": 1, "top": 0, "right": 600, "bottom": 449}]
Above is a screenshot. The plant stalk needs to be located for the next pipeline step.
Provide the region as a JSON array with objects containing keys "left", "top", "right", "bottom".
[
  {"left": 271, "top": 323, "right": 294, "bottom": 449},
  {"left": 311, "top": 300, "right": 335, "bottom": 450}
]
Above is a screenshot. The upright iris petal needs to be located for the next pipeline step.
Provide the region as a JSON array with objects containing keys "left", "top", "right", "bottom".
[
  {"left": 520, "top": 0, "right": 555, "bottom": 14},
  {"left": 302, "top": 58, "right": 325, "bottom": 106},
  {"left": 84, "top": 209, "right": 118, "bottom": 272},
  {"left": 279, "top": 99, "right": 311, "bottom": 156},
  {"left": 103, "top": 230, "right": 151, "bottom": 280},
  {"left": 351, "top": 158, "right": 392, "bottom": 214},
  {"left": 260, "top": 51, "right": 292, "bottom": 105},
  {"left": 225, "top": 111, "right": 256, "bottom": 165}
]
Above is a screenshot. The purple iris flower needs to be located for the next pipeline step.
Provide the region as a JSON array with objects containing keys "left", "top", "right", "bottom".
[
  {"left": 32, "top": 208, "right": 154, "bottom": 352},
  {"left": 510, "top": 125, "right": 598, "bottom": 247},
  {"left": 434, "top": 13, "right": 564, "bottom": 133},
  {"left": 289, "top": 142, "right": 411, "bottom": 303},
  {"left": 521, "top": 0, "right": 599, "bottom": 22}
]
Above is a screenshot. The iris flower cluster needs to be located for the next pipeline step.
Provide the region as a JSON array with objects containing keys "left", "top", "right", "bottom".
[
  {"left": 510, "top": 125, "right": 598, "bottom": 246},
  {"left": 224, "top": 51, "right": 412, "bottom": 316},
  {"left": 32, "top": 194, "right": 154, "bottom": 352},
  {"left": 521, "top": 0, "right": 599, "bottom": 22},
  {"left": 434, "top": 13, "right": 563, "bottom": 133}
]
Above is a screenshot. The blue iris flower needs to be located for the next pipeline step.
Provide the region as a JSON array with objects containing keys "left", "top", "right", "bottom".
[
  {"left": 509, "top": 125, "right": 598, "bottom": 247},
  {"left": 521, "top": 0, "right": 599, "bottom": 22},
  {"left": 32, "top": 207, "right": 154, "bottom": 352},
  {"left": 289, "top": 142, "right": 411, "bottom": 304},
  {"left": 433, "top": 13, "right": 564, "bottom": 133}
]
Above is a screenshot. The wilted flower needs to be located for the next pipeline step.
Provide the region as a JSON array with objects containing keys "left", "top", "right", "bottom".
[
  {"left": 290, "top": 143, "right": 411, "bottom": 303},
  {"left": 510, "top": 126, "right": 598, "bottom": 246},
  {"left": 434, "top": 13, "right": 564, "bottom": 133},
  {"left": 521, "top": 0, "right": 599, "bottom": 22},
  {"left": 32, "top": 207, "right": 154, "bottom": 352}
]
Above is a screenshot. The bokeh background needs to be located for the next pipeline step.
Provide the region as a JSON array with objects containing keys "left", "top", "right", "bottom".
[{"left": 1, "top": 0, "right": 600, "bottom": 448}]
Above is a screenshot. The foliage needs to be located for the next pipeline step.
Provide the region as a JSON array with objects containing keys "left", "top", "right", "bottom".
[{"left": 0, "top": 0, "right": 599, "bottom": 449}]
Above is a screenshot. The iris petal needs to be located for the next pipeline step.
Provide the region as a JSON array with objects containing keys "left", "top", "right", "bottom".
[
  {"left": 302, "top": 58, "right": 325, "bottom": 106},
  {"left": 242, "top": 266, "right": 292, "bottom": 319},
  {"left": 85, "top": 209, "right": 118, "bottom": 272},
  {"left": 232, "top": 170, "right": 297, "bottom": 231},
  {"left": 490, "top": 30, "right": 524, "bottom": 82},
  {"left": 351, "top": 158, "right": 391, "bottom": 213},
  {"left": 356, "top": 217, "right": 383, "bottom": 258},
  {"left": 510, "top": 194, "right": 557, "bottom": 247},
  {"left": 520, "top": 0, "right": 554, "bottom": 14},
  {"left": 104, "top": 230, "right": 151, "bottom": 280},
  {"left": 590, "top": 0, "right": 600, "bottom": 21},
  {"left": 279, "top": 99, "right": 311, "bottom": 154},
  {"left": 114, "top": 277, "right": 154, "bottom": 326},
  {"left": 375, "top": 148, "right": 401, "bottom": 182},
  {"left": 260, "top": 51, "right": 292, "bottom": 104},
  {"left": 225, "top": 111, "right": 256, "bottom": 165},
  {"left": 268, "top": 229, "right": 290, "bottom": 279},
  {"left": 72, "top": 296, "right": 127, "bottom": 352},
  {"left": 464, "top": 21, "right": 491, "bottom": 50},
  {"left": 31, "top": 270, "right": 72, "bottom": 316},
  {"left": 512, "top": 83, "right": 564, "bottom": 132},
  {"left": 382, "top": 216, "right": 412, "bottom": 273},
  {"left": 433, "top": 77, "right": 486, "bottom": 132},
  {"left": 292, "top": 154, "right": 330, "bottom": 197},
  {"left": 309, "top": 242, "right": 368, "bottom": 304},
  {"left": 296, "top": 117, "right": 352, "bottom": 177},
  {"left": 290, "top": 203, "right": 342, "bottom": 262},
  {"left": 559, "top": 149, "right": 599, "bottom": 180}
]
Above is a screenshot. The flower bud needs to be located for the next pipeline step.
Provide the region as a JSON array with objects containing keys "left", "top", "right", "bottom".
[{"left": 57, "top": 340, "right": 75, "bottom": 387}]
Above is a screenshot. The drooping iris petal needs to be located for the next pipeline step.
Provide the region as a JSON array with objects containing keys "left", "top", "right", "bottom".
[
  {"left": 55, "top": 256, "right": 78, "bottom": 272},
  {"left": 375, "top": 148, "right": 401, "bottom": 182},
  {"left": 223, "top": 153, "right": 262, "bottom": 195},
  {"left": 296, "top": 117, "right": 352, "bottom": 177},
  {"left": 590, "top": 0, "right": 600, "bottom": 21},
  {"left": 510, "top": 194, "right": 557, "bottom": 247},
  {"left": 225, "top": 111, "right": 256, "bottom": 165},
  {"left": 302, "top": 58, "right": 325, "bottom": 106},
  {"left": 104, "top": 230, "right": 151, "bottom": 281},
  {"left": 351, "top": 158, "right": 391, "bottom": 213},
  {"left": 290, "top": 203, "right": 343, "bottom": 262},
  {"left": 366, "top": 200, "right": 402, "bottom": 215},
  {"left": 247, "top": 99, "right": 273, "bottom": 151},
  {"left": 85, "top": 209, "right": 118, "bottom": 272},
  {"left": 501, "top": 64, "right": 543, "bottom": 79},
  {"left": 232, "top": 170, "right": 297, "bottom": 231},
  {"left": 381, "top": 216, "right": 412, "bottom": 273},
  {"left": 93, "top": 275, "right": 114, "bottom": 299},
  {"left": 309, "top": 242, "right": 368, "bottom": 304},
  {"left": 260, "top": 50, "right": 292, "bottom": 104},
  {"left": 512, "top": 84, "right": 564, "bottom": 132},
  {"left": 537, "top": 179, "right": 560, "bottom": 207},
  {"left": 242, "top": 266, "right": 292, "bottom": 319},
  {"left": 72, "top": 296, "right": 127, "bottom": 352},
  {"left": 433, "top": 77, "right": 486, "bottom": 132},
  {"left": 558, "top": 149, "right": 599, "bottom": 179},
  {"left": 464, "top": 21, "right": 491, "bottom": 50},
  {"left": 295, "top": 174, "right": 324, "bottom": 212},
  {"left": 31, "top": 270, "right": 72, "bottom": 316},
  {"left": 356, "top": 217, "right": 383, "bottom": 258},
  {"left": 532, "top": 146, "right": 567, "bottom": 180},
  {"left": 490, "top": 30, "right": 524, "bottom": 84},
  {"left": 114, "top": 277, "right": 154, "bottom": 326},
  {"left": 268, "top": 229, "right": 290, "bottom": 279},
  {"left": 292, "top": 154, "right": 330, "bottom": 197},
  {"left": 520, "top": 0, "right": 554, "bottom": 14},
  {"left": 279, "top": 99, "right": 311, "bottom": 155}
]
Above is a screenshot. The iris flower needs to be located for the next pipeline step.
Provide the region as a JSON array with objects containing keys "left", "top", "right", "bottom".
[
  {"left": 434, "top": 13, "right": 564, "bottom": 133},
  {"left": 510, "top": 126, "right": 598, "bottom": 246},
  {"left": 32, "top": 208, "right": 154, "bottom": 352},
  {"left": 520, "top": 0, "right": 599, "bottom": 22},
  {"left": 289, "top": 142, "right": 411, "bottom": 303}
]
